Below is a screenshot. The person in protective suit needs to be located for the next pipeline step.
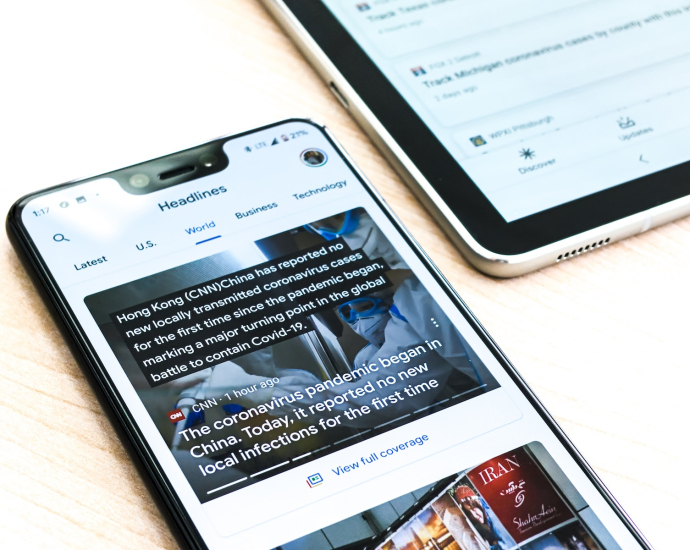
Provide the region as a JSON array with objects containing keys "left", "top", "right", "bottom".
[
  {"left": 306, "top": 208, "right": 480, "bottom": 376},
  {"left": 340, "top": 278, "right": 482, "bottom": 383}
]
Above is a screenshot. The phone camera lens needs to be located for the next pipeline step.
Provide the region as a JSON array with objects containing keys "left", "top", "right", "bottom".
[
  {"left": 300, "top": 149, "right": 328, "bottom": 167},
  {"left": 129, "top": 174, "right": 150, "bottom": 188},
  {"left": 199, "top": 154, "right": 217, "bottom": 168}
]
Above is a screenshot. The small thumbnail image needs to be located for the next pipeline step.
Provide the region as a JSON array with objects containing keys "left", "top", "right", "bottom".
[
  {"left": 356, "top": 2, "right": 371, "bottom": 11},
  {"left": 413, "top": 507, "right": 461, "bottom": 550},
  {"left": 391, "top": 524, "right": 421, "bottom": 550},
  {"left": 410, "top": 66, "right": 427, "bottom": 77},
  {"left": 447, "top": 478, "right": 515, "bottom": 550},
  {"left": 469, "top": 136, "right": 487, "bottom": 147},
  {"left": 276, "top": 442, "right": 618, "bottom": 550}
]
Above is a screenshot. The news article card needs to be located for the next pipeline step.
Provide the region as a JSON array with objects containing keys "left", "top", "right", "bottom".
[
  {"left": 280, "top": 442, "right": 615, "bottom": 550},
  {"left": 85, "top": 208, "right": 500, "bottom": 502}
]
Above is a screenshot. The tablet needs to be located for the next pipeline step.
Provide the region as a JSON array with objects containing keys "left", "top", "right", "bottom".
[{"left": 263, "top": 0, "right": 690, "bottom": 276}]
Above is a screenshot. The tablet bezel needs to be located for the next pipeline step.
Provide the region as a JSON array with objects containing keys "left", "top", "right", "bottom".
[{"left": 282, "top": 0, "right": 690, "bottom": 256}]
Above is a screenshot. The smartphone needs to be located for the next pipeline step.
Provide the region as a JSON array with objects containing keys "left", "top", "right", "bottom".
[
  {"left": 8, "top": 120, "right": 650, "bottom": 549},
  {"left": 262, "top": 0, "right": 690, "bottom": 277}
]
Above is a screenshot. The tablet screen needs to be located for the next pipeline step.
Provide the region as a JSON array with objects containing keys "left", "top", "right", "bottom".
[{"left": 320, "top": 0, "right": 690, "bottom": 222}]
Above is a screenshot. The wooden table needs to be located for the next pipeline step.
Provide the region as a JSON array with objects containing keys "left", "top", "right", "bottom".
[{"left": 0, "top": 0, "right": 687, "bottom": 548}]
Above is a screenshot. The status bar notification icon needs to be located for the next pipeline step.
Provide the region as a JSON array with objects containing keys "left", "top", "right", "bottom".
[{"left": 306, "top": 473, "right": 323, "bottom": 488}]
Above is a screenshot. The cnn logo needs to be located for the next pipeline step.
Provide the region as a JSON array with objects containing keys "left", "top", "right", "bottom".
[{"left": 167, "top": 408, "right": 186, "bottom": 424}]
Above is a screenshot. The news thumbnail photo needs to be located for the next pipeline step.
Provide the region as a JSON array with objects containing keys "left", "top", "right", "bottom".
[
  {"left": 277, "top": 442, "right": 621, "bottom": 550},
  {"left": 85, "top": 208, "right": 499, "bottom": 502}
]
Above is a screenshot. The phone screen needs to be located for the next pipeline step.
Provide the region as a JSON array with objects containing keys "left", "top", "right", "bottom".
[
  {"left": 319, "top": 0, "right": 690, "bottom": 222},
  {"left": 20, "top": 121, "right": 643, "bottom": 549}
]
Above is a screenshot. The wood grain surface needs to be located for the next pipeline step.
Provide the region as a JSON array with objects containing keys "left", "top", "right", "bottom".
[{"left": 0, "top": 0, "right": 688, "bottom": 548}]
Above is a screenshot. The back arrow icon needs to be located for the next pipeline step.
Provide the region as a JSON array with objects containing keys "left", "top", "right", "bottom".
[{"left": 639, "top": 155, "right": 649, "bottom": 163}]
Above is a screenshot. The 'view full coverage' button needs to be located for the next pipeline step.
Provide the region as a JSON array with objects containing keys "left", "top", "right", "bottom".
[{"left": 331, "top": 434, "right": 430, "bottom": 476}]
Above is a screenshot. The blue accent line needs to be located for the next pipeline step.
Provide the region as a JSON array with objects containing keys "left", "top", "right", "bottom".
[
  {"left": 196, "top": 235, "right": 221, "bottom": 245},
  {"left": 389, "top": 304, "right": 408, "bottom": 322}
]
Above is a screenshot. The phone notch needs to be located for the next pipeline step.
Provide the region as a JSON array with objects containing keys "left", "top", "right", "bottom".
[{"left": 113, "top": 141, "right": 229, "bottom": 195}]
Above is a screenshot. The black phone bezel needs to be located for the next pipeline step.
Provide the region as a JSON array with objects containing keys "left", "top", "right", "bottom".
[
  {"left": 6, "top": 119, "right": 651, "bottom": 549},
  {"left": 282, "top": 0, "right": 690, "bottom": 256}
]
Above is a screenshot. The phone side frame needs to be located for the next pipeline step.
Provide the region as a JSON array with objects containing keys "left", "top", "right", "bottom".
[
  {"left": 260, "top": 0, "right": 690, "bottom": 278},
  {"left": 6, "top": 118, "right": 652, "bottom": 549}
]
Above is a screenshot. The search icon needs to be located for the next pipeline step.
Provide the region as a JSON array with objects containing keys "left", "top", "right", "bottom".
[{"left": 53, "top": 233, "right": 70, "bottom": 242}]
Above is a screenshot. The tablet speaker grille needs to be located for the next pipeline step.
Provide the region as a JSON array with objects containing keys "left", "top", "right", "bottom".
[{"left": 557, "top": 238, "right": 610, "bottom": 262}]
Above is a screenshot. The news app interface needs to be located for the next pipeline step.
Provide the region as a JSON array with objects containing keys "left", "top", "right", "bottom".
[
  {"left": 324, "top": 0, "right": 690, "bottom": 221},
  {"left": 22, "top": 121, "right": 644, "bottom": 549}
]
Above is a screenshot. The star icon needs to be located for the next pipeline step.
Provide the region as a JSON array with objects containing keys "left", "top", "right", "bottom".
[{"left": 519, "top": 148, "right": 535, "bottom": 160}]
